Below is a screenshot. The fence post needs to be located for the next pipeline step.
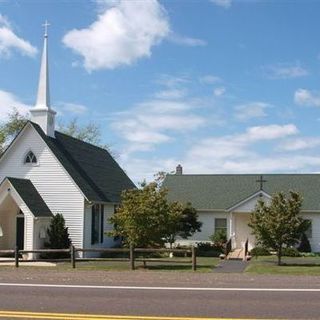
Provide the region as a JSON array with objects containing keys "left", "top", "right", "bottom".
[
  {"left": 192, "top": 246, "right": 196, "bottom": 271},
  {"left": 70, "top": 245, "right": 76, "bottom": 269},
  {"left": 14, "top": 246, "right": 19, "bottom": 268},
  {"left": 129, "top": 244, "right": 135, "bottom": 270}
]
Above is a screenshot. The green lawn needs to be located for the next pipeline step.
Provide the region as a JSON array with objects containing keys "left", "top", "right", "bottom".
[
  {"left": 57, "top": 257, "right": 220, "bottom": 272},
  {"left": 246, "top": 255, "right": 320, "bottom": 275}
]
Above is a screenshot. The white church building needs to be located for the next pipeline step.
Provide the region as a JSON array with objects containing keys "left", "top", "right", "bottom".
[
  {"left": 0, "top": 28, "right": 135, "bottom": 256},
  {"left": 164, "top": 165, "right": 318, "bottom": 252}
]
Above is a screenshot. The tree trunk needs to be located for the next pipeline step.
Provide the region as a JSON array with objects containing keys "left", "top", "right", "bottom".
[{"left": 277, "top": 247, "right": 282, "bottom": 266}]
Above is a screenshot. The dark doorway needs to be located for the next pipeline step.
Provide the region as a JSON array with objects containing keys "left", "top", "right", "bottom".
[{"left": 16, "top": 216, "right": 24, "bottom": 250}]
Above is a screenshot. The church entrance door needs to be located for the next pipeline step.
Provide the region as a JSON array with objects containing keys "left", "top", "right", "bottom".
[{"left": 16, "top": 215, "right": 24, "bottom": 250}]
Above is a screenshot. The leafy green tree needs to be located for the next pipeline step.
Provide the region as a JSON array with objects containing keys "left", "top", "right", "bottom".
[
  {"left": 109, "top": 182, "right": 171, "bottom": 247},
  {"left": 164, "top": 201, "right": 184, "bottom": 247},
  {"left": 165, "top": 202, "right": 202, "bottom": 247},
  {"left": 59, "top": 118, "right": 114, "bottom": 154},
  {"left": 109, "top": 182, "right": 201, "bottom": 248},
  {"left": 0, "top": 109, "right": 112, "bottom": 155},
  {"left": 0, "top": 108, "right": 28, "bottom": 154},
  {"left": 249, "top": 191, "right": 309, "bottom": 265},
  {"left": 45, "top": 214, "right": 71, "bottom": 258},
  {"left": 59, "top": 118, "right": 101, "bottom": 146},
  {"left": 209, "top": 229, "right": 227, "bottom": 250}
]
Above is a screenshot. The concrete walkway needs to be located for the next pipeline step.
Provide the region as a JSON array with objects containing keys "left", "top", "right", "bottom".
[{"left": 213, "top": 259, "right": 248, "bottom": 273}]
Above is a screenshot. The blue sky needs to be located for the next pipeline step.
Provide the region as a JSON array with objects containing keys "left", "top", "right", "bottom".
[{"left": 1, "top": 0, "right": 320, "bottom": 182}]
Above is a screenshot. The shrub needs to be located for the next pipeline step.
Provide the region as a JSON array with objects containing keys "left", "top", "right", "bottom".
[
  {"left": 172, "top": 245, "right": 192, "bottom": 257},
  {"left": 301, "top": 252, "right": 317, "bottom": 257},
  {"left": 209, "top": 229, "right": 227, "bottom": 254},
  {"left": 250, "top": 247, "right": 271, "bottom": 257},
  {"left": 282, "top": 247, "right": 301, "bottom": 257},
  {"left": 298, "top": 233, "right": 311, "bottom": 253},
  {"left": 196, "top": 242, "right": 222, "bottom": 257},
  {"left": 44, "top": 213, "right": 71, "bottom": 259}
]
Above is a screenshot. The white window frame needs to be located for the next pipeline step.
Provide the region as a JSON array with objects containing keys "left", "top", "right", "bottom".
[{"left": 23, "top": 150, "right": 39, "bottom": 166}]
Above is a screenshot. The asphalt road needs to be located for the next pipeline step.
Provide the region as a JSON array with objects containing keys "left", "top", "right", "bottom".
[{"left": 0, "top": 269, "right": 320, "bottom": 319}]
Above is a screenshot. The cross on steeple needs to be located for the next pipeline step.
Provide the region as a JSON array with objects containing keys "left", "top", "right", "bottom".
[
  {"left": 42, "top": 20, "right": 50, "bottom": 37},
  {"left": 256, "top": 175, "right": 267, "bottom": 191}
]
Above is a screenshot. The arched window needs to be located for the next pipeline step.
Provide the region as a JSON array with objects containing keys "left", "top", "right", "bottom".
[{"left": 24, "top": 151, "right": 37, "bottom": 164}]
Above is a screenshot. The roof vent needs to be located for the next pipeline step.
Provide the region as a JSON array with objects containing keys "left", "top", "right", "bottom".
[{"left": 176, "top": 164, "right": 183, "bottom": 175}]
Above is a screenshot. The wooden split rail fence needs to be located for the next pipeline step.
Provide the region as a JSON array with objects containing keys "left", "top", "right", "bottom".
[{"left": 0, "top": 246, "right": 197, "bottom": 271}]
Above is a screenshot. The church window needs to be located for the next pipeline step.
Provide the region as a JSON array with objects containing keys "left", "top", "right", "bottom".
[
  {"left": 24, "top": 151, "right": 37, "bottom": 164},
  {"left": 91, "top": 204, "right": 104, "bottom": 244},
  {"left": 214, "top": 218, "right": 227, "bottom": 235}
]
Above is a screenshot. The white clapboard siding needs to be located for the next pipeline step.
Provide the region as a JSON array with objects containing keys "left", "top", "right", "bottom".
[
  {"left": 0, "top": 125, "right": 84, "bottom": 248},
  {"left": 83, "top": 203, "right": 117, "bottom": 257},
  {"left": 19, "top": 203, "right": 34, "bottom": 251},
  {"left": 183, "top": 211, "right": 229, "bottom": 243},
  {"left": 301, "top": 213, "right": 320, "bottom": 252}
]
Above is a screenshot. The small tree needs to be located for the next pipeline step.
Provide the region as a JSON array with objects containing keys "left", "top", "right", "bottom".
[
  {"left": 58, "top": 118, "right": 113, "bottom": 153},
  {"left": 45, "top": 214, "right": 71, "bottom": 258},
  {"left": 109, "top": 182, "right": 171, "bottom": 247},
  {"left": 209, "top": 229, "right": 227, "bottom": 251},
  {"left": 249, "top": 191, "right": 309, "bottom": 265},
  {"left": 165, "top": 202, "right": 202, "bottom": 248},
  {"left": 298, "top": 233, "right": 311, "bottom": 253},
  {"left": 109, "top": 181, "right": 202, "bottom": 248},
  {"left": 0, "top": 108, "right": 28, "bottom": 155},
  {"left": 0, "top": 109, "right": 113, "bottom": 156}
]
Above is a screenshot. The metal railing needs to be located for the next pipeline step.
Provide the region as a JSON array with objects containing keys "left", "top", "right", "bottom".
[
  {"left": 225, "top": 238, "right": 232, "bottom": 257},
  {"left": 244, "top": 238, "right": 249, "bottom": 261}
]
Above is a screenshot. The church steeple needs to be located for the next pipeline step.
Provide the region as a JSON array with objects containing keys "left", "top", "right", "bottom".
[{"left": 30, "top": 21, "right": 56, "bottom": 138}]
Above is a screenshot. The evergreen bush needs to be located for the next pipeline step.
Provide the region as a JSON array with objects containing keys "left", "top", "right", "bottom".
[
  {"left": 282, "top": 247, "right": 301, "bottom": 257},
  {"left": 209, "top": 229, "right": 227, "bottom": 252},
  {"left": 44, "top": 213, "right": 71, "bottom": 259},
  {"left": 297, "top": 233, "right": 311, "bottom": 253},
  {"left": 196, "top": 242, "right": 223, "bottom": 257},
  {"left": 250, "top": 246, "right": 271, "bottom": 257}
]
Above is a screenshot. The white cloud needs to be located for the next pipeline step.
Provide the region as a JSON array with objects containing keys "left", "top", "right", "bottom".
[
  {"left": 63, "top": 0, "right": 170, "bottom": 71},
  {"left": 243, "top": 124, "right": 298, "bottom": 141},
  {"left": 58, "top": 102, "right": 88, "bottom": 114},
  {"left": 111, "top": 98, "right": 206, "bottom": 152},
  {"left": 294, "top": 88, "right": 320, "bottom": 107},
  {"left": 118, "top": 155, "right": 177, "bottom": 183},
  {"left": 0, "top": 14, "right": 37, "bottom": 58},
  {"left": 0, "top": 90, "right": 31, "bottom": 120},
  {"left": 188, "top": 124, "right": 298, "bottom": 160},
  {"left": 168, "top": 33, "right": 207, "bottom": 47},
  {"left": 279, "top": 137, "right": 320, "bottom": 151},
  {"left": 199, "top": 74, "right": 222, "bottom": 85},
  {"left": 180, "top": 124, "right": 310, "bottom": 175},
  {"left": 213, "top": 87, "right": 226, "bottom": 97},
  {"left": 262, "top": 62, "right": 309, "bottom": 79},
  {"left": 154, "top": 88, "right": 187, "bottom": 100},
  {"left": 210, "top": 0, "right": 232, "bottom": 9},
  {"left": 157, "top": 74, "right": 190, "bottom": 88},
  {"left": 234, "top": 102, "right": 270, "bottom": 121}
]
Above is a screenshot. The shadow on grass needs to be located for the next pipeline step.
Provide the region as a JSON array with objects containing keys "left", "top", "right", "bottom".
[
  {"left": 137, "top": 264, "right": 213, "bottom": 271},
  {"left": 281, "top": 263, "right": 320, "bottom": 267}
]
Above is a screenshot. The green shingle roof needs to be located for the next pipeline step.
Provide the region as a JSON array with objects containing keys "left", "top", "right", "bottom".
[
  {"left": 7, "top": 177, "right": 53, "bottom": 217},
  {"left": 31, "top": 122, "right": 135, "bottom": 203},
  {"left": 163, "top": 174, "right": 320, "bottom": 211}
]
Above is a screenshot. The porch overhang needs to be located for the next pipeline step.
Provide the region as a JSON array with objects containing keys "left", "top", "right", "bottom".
[
  {"left": 0, "top": 177, "right": 53, "bottom": 218},
  {"left": 226, "top": 190, "right": 271, "bottom": 212}
]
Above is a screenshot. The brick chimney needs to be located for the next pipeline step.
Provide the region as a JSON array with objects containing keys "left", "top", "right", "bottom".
[{"left": 176, "top": 164, "right": 183, "bottom": 175}]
